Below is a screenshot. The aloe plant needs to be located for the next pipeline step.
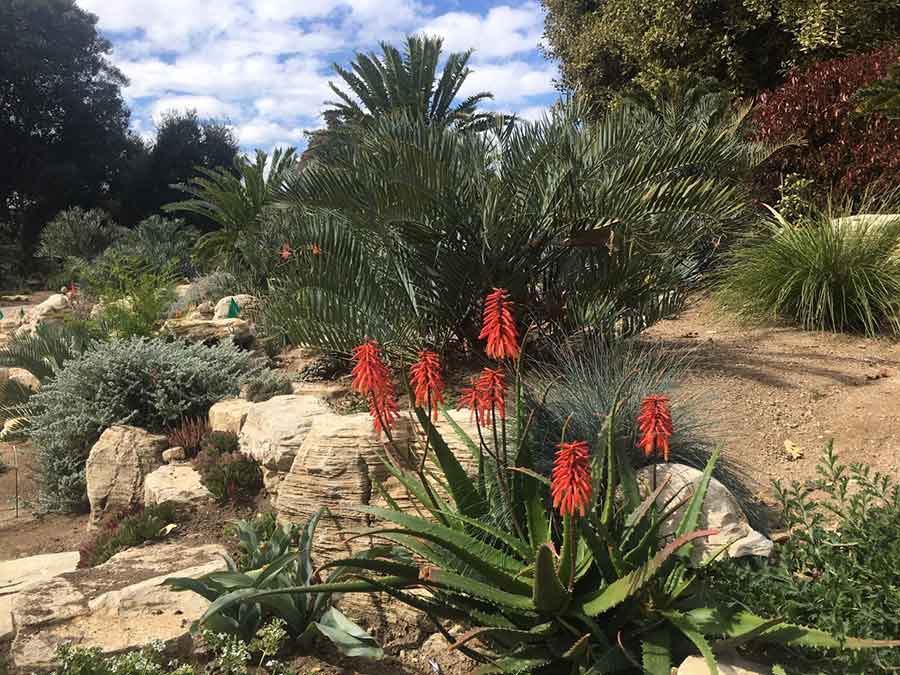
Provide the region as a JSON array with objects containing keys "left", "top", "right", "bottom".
[{"left": 166, "top": 509, "right": 382, "bottom": 659}]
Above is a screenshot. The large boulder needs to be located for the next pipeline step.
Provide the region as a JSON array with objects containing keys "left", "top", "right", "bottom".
[
  {"left": 160, "top": 317, "right": 255, "bottom": 348},
  {"left": 85, "top": 425, "right": 168, "bottom": 527},
  {"left": 636, "top": 463, "right": 773, "bottom": 565},
  {"left": 213, "top": 294, "right": 257, "bottom": 320},
  {"left": 238, "top": 394, "right": 329, "bottom": 490},
  {"left": 0, "top": 367, "right": 41, "bottom": 393},
  {"left": 678, "top": 654, "right": 770, "bottom": 674},
  {"left": 0, "top": 552, "right": 80, "bottom": 643},
  {"left": 208, "top": 398, "right": 253, "bottom": 435},
  {"left": 10, "top": 542, "right": 226, "bottom": 671},
  {"left": 143, "top": 464, "right": 212, "bottom": 507},
  {"left": 30, "top": 293, "right": 70, "bottom": 324}
]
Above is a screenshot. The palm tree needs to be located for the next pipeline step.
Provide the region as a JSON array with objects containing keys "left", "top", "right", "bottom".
[{"left": 305, "top": 36, "right": 499, "bottom": 161}]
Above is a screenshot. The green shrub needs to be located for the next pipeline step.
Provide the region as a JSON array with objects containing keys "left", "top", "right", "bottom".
[
  {"left": 167, "top": 509, "right": 382, "bottom": 659},
  {"left": 705, "top": 444, "right": 900, "bottom": 673},
  {"left": 239, "top": 369, "right": 292, "bottom": 403},
  {"left": 193, "top": 434, "right": 262, "bottom": 504},
  {"left": 36, "top": 207, "right": 125, "bottom": 263},
  {"left": 718, "top": 201, "right": 900, "bottom": 335},
  {"left": 53, "top": 643, "right": 196, "bottom": 675},
  {"left": 28, "top": 338, "right": 259, "bottom": 511},
  {"left": 78, "top": 502, "right": 179, "bottom": 567},
  {"left": 105, "top": 215, "right": 198, "bottom": 278}
]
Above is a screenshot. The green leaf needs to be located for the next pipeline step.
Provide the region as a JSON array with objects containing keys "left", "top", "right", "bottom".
[
  {"left": 674, "top": 447, "right": 721, "bottom": 544},
  {"left": 641, "top": 629, "right": 672, "bottom": 675},
  {"left": 663, "top": 609, "right": 718, "bottom": 675},
  {"left": 420, "top": 567, "right": 535, "bottom": 611},
  {"left": 313, "top": 607, "right": 383, "bottom": 659},
  {"left": 532, "top": 543, "right": 570, "bottom": 613}
]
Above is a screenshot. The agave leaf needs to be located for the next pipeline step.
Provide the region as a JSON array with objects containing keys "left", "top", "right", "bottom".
[
  {"left": 313, "top": 607, "right": 384, "bottom": 659},
  {"left": 581, "top": 529, "right": 715, "bottom": 617},
  {"left": 641, "top": 629, "right": 671, "bottom": 675},
  {"left": 532, "top": 543, "right": 571, "bottom": 613}
]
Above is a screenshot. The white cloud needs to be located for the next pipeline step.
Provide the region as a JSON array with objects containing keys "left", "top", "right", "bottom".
[
  {"left": 150, "top": 95, "right": 238, "bottom": 121},
  {"left": 515, "top": 105, "right": 550, "bottom": 122},
  {"left": 234, "top": 118, "right": 307, "bottom": 148},
  {"left": 420, "top": 3, "right": 545, "bottom": 59},
  {"left": 461, "top": 61, "right": 556, "bottom": 103}
]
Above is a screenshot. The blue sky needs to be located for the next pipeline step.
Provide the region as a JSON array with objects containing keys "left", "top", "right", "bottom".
[{"left": 76, "top": 0, "right": 559, "bottom": 151}]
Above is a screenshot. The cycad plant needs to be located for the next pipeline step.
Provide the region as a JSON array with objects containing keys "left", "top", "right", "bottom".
[
  {"left": 198, "top": 290, "right": 896, "bottom": 673},
  {"left": 264, "top": 97, "right": 770, "bottom": 354}
]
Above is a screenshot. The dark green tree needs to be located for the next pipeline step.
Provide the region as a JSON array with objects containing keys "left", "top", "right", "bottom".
[
  {"left": 541, "top": 0, "right": 900, "bottom": 106},
  {"left": 0, "top": 0, "right": 133, "bottom": 279}
]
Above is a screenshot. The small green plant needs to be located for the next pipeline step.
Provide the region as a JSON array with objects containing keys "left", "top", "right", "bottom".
[
  {"left": 37, "top": 207, "right": 125, "bottom": 264},
  {"left": 239, "top": 369, "right": 293, "bottom": 403},
  {"left": 706, "top": 443, "right": 900, "bottom": 673},
  {"left": 167, "top": 510, "right": 382, "bottom": 660},
  {"left": 192, "top": 436, "right": 262, "bottom": 504},
  {"left": 78, "top": 502, "right": 179, "bottom": 567},
  {"left": 52, "top": 642, "right": 196, "bottom": 675},
  {"left": 167, "top": 417, "right": 212, "bottom": 457},
  {"left": 105, "top": 215, "right": 198, "bottom": 278},
  {"left": 777, "top": 173, "right": 817, "bottom": 223},
  {"left": 718, "top": 198, "right": 900, "bottom": 336}
]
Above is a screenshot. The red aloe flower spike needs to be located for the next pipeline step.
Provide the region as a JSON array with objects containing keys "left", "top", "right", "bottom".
[
  {"left": 409, "top": 350, "right": 445, "bottom": 421},
  {"left": 551, "top": 440, "right": 592, "bottom": 517},
  {"left": 351, "top": 339, "right": 398, "bottom": 434},
  {"left": 280, "top": 242, "right": 292, "bottom": 261},
  {"left": 478, "top": 288, "right": 519, "bottom": 360},
  {"left": 637, "top": 395, "right": 673, "bottom": 462},
  {"left": 311, "top": 243, "right": 321, "bottom": 256},
  {"left": 476, "top": 367, "right": 507, "bottom": 420},
  {"left": 457, "top": 376, "right": 487, "bottom": 426}
]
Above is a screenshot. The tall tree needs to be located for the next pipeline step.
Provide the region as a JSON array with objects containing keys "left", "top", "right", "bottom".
[
  {"left": 541, "top": 0, "right": 900, "bottom": 106},
  {"left": 0, "top": 0, "right": 133, "bottom": 277},
  {"left": 305, "top": 35, "right": 500, "bottom": 161}
]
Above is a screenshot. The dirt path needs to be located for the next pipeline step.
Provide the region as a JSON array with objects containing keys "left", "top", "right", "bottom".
[{"left": 643, "top": 297, "right": 900, "bottom": 498}]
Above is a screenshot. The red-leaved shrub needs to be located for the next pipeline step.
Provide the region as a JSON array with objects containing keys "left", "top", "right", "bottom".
[{"left": 753, "top": 45, "right": 900, "bottom": 199}]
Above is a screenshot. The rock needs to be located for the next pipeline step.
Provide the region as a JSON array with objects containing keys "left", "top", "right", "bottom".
[
  {"left": 160, "top": 317, "right": 255, "bottom": 348},
  {"left": 636, "top": 463, "right": 773, "bottom": 565},
  {"left": 10, "top": 293, "right": 71, "bottom": 336},
  {"left": 162, "top": 447, "right": 186, "bottom": 463},
  {"left": 173, "top": 283, "right": 194, "bottom": 299},
  {"left": 213, "top": 294, "right": 257, "bottom": 320},
  {"left": 677, "top": 654, "right": 770, "bottom": 674},
  {"left": 0, "top": 552, "right": 80, "bottom": 643},
  {"left": 0, "top": 367, "right": 41, "bottom": 393},
  {"left": 0, "top": 417, "right": 27, "bottom": 440},
  {"left": 208, "top": 398, "right": 253, "bottom": 435},
  {"left": 144, "top": 464, "right": 212, "bottom": 507},
  {"left": 10, "top": 542, "right": 226, "bottom": 671},
  {"left": 239, "top": 394, "right": 330, "bottom": 490},
  {"left": 193, "top": 301, "right": 215, "bottom": 319},
  {"left": 86, "top": 426, "right": 168, "bottom": 527}
]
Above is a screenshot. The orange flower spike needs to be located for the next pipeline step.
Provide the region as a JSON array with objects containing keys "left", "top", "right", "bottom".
[
  {"left": 551, "top": 441, "right": 593, "bottom": 517},
  {"left": 476, "top": 367, "right": 507, "bottom": 420},
  {"left": 280, "top": 243, "right": 292, "bottom": 261},
  {"left": 637, "top": 395, "right": 674, "bottom": 462},
  {"left": 457, "top": 377, "right": 487, "bottom": 426},
  {"left": 409, "top": 350, "right": 445, "bottom": 420},
  {"left": 351, "top": 340, "right": 398, "bottom": 433},
  {"left": 478, "top": 288, "right": 520, "bottom": 360}
]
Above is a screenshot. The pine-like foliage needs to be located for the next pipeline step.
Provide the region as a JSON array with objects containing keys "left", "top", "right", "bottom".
[{"left": 263, "top": 98, "right": 772, "bottom": 354}]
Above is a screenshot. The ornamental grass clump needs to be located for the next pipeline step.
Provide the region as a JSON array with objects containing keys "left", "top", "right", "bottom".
[{"left": 199, "top": 290, "right": 898, "bottom": 673}]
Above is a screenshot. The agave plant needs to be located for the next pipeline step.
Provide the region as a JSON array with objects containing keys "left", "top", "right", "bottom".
[
  {"left": 166, "top": 509, "right": 382, "bottom": 659},
  {"left": 197, "top": 290, "right": 897, "bottom": 673}
]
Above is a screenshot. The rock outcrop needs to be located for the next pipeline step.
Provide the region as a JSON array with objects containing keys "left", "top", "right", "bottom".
[
  {"left": 636, "top": 463, "right": 773, "bottom": 564},
  {"left": 238, "top": 394, "right": 329, "bottom": 490},
  {"left": 0, "top": 367, "right": 41, "bottom": 393},
  {"left": 143, "top": 464, "right": 212, "bottom": 507},
  {"left": 85, "top": 425, "right": 168, "bottom": 527},
  {"left": 0, "top": 552, "right": 80, "bottom": 643},
  {"left": 208, "top": 398, "right": 253, "bottom": 435},
  {"left": 678, "top": 654, "right": 770, "bottom": 674},
  {"left": 213, "top": 294, "right": 257, "bottom": 320},
  {"left": 160, "top": 317, "right": 255, "bottom": 348},
  {"left": 10, "top": 542, "right": 226, "bottom": 671}
]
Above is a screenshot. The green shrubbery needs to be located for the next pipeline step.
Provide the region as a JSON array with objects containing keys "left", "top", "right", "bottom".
[
  {"left": 239, "top": 368, "right": 292, "bottom": 403},
  {"left": 28, "top": 338, "right": 259, "bottom": 511},
  {"left": 706, "top": 444, "right": 900, "bottom": 673},
  {"left": 78, "top": 502, "right": 179, "bottom": 567},
  {"left": 103, "top": 215, "right": 198, "bottom": 278},
  {"left": 719, "top": 202, "right": 900, "bottom": 335},
  {"left": 36, "top": 207, "right": 125, "bottom": 265},
  {"left": 192, "top": 431, "right": 262, "bottom": 503}
]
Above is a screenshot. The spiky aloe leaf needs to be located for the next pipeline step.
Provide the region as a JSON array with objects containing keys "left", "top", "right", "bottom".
[
  {"left": 663, "top": 609, "right": 719, "bottom": 675},
  {"left": 532, "top": 543, "right": 570, "bottom": 613},
  {"left": 641, "top": 629, "right": 671, "bottom": 675},
  {"left": 438, "top": 509, "right": 534, "bottom": 560},
  {"left": 471, "top": 653, "right": 552, "bottom": 674},
  {"left": 416, "top": 406, "right": 487, "bottom": 519},
  {"left": 449, "top": 623, "right": 556, "bottom": 652},
  {"left": 673, "top": 447, "right": 721, "bottom": 561},
  {"left": 581, "top": 529, "right": 716, "bottom": 617},
  {"left": 419, "top": 567, "right": 534, "bottom": 611},
  {"left": 354, "top": 506, "right": 531, "bottom": 592},
  {"left": 558, "top": 515, "right": 577, "bottom": 589}
]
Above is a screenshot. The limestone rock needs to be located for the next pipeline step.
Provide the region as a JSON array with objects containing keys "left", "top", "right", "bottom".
[
  {"left": 678, "top": 654, "right": 770, "bottom": 674},
  {"left": 0, "top": 551, "right": 80, "bottom": 643},
  {"left": 636, "top": 463, "right": 773, "bottom": 565},
  {"left": 213, "top": 294, "right": 257, "bottom": 320},
  {"left": 162, "top": 447, "right": 186, "bottom": 463},
  {"left": 144, "top": 464, "right": 212, "bottom": 507},
  {"left": 10, "top": 293, "right": 71, "bottom": 336},
  {"left": 160, "top": 317, "right": 255, "bottom": 347},
  {"left": 86, "top": 425, "right": 168, "bottom": 527},
  {"left": 208, "top": 398, "right": 253, "bottom": 435},
  {"left": 191, "top": 301, "right": 215, "bottom": 319},
  {"left": 10, "top": 542, "right": 226, "bottom": 671},
  {"left": 239, "top": 394, "right": 329, "bottom": 490},
  {"left": 0, "top": 367, "right": 41, "bottom": 393}
]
